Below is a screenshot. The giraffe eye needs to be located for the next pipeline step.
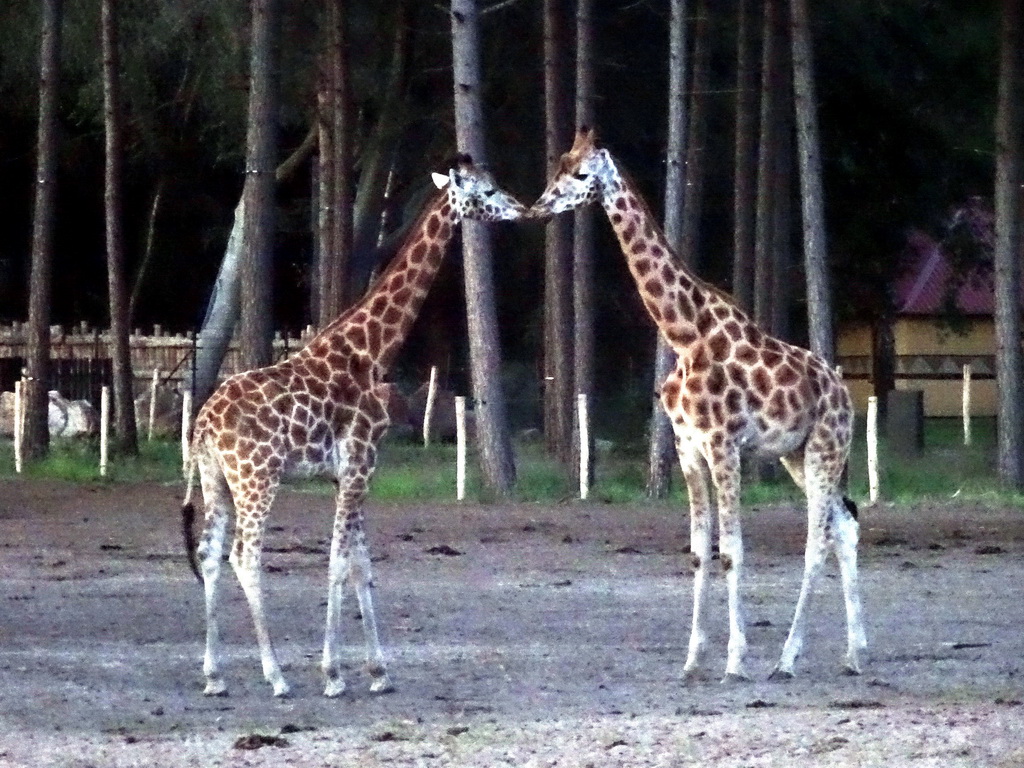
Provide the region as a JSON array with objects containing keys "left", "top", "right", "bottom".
[
  {"left": 484, "top": 189, "right": 496, "bottom": 197},
  {"left": 573, "top": 172, "right": 589, "bottom": 181}
]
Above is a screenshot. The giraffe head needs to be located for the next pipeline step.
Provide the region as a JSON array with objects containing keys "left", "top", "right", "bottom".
[
  {"left": 432, "top": 155, "right": 527, "bottom": 222},
  {"left": 528, "top": 127, "right": 614, "bottom": 218}
]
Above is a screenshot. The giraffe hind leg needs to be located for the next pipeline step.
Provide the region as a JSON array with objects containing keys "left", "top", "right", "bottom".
[
  {"left": 226, "top": 480, "right": 290, "bottom": 698},
  {"left": 195, "top": 455, "right": 231, "bottom": 696}
]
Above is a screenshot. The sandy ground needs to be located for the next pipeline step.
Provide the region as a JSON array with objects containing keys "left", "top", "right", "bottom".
[{"left": 1, "top": 478, "right": 1023, "bottom": 767}]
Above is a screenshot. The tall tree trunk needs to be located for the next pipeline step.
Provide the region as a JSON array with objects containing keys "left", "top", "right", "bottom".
[
  {"left": 753, "top": 0, "right": 781, "bottom": 331},
  {"left": 101, "top": 0, "right": 138, "bottom": 456},
  {"left": 731, "top": 0, "right": 758, "bottom": 312},
  {"left": 451, "top": 0, "right": 516, "bottom": 494},
  {"left": 330, "top": 0, "right": 353, "bottom": 311},
  {"left": 994, "top": 0, "right": 1024, "bottom": 489},
  {"left": 679, "top": 0, "right": 709, "bottom": 265},
  {"left": 315, "top": 0, "right": 353, "bottom": 327},
  {"left": 543, "top": 0, "right": 574, "bottom": 465},
  {"left": 315, "top": 62, "right": 336, "bottom": 327},
  {"left": 770, "top": 23, "right": 794, "bottom": 343},
  {"left": 790, "top": 0, "right": 834, "bottom": 361},
  {"left": 239, "top": 0, "right": 280, "bottom": 370},
  {"left": 573, "top": 0, "right": 596, "bottom": 487},
  {"left": 646, "top": 0, "right": 688, "bottom": 498},
  {"left": 24, "top": 0, "right": 64, "bottom": 461}
]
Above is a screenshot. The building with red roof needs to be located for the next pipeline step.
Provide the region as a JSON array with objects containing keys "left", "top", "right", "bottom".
[{"left": 837, "top": 228, "right": 1015, "bottom": 417}]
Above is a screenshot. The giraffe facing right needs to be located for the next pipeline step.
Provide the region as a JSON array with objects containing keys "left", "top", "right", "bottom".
[{"left": 530, "top": 128, "right": 866, "bottom": 682}]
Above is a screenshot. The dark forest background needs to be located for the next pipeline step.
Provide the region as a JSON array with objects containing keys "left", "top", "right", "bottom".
[{"left": 0, "top": 1, "right": 999, "bottom": 413}]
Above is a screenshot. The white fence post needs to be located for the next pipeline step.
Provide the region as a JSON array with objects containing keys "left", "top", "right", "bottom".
[
  {"left": 100, "top": 386, "right": 110, "bottom": 477},
  {"left": 148, "top": 368, "right": 160, "bottom": 441},
  {"left": 962, "top": 363, "right": 972, "bottom": 447},
  {"left": 455, "top": 396, "right": 467, "bottom": 501},
  {"left": 577, "top": 393, "right": 590, "bottom": 500},
  {"left": 13, "top": 379, "right": 23, "bottom": 474},
  {"left": 866, "top": 395, "right": 879, "bottom": 504},
  {"left": 423, "top": 365, "right": 438, "bottom": 447},
  {"left": 181, "top": 390, "right": 193, "bottom": 474}
]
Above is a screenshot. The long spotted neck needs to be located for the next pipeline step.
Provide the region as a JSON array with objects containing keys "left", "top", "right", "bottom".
[
  {"left": 598, "top": 159, "right": 748, "bottom": 353},
  {"left": 303, "top": 189, "right": 457, "bottom": 374}
]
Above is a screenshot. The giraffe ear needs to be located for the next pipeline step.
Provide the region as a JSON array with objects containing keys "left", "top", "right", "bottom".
[{"left": 431, "top": 172, "right": 450, "bottom": 189}]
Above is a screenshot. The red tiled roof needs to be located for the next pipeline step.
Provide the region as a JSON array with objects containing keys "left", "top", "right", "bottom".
[{"left": 894, "top": 231, "right": 997, "bottom": 316}]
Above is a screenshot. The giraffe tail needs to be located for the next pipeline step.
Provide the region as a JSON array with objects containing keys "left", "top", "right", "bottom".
[
  {"left": 842, "top": 495, "right": 859, "bottom": 521},
  {"left": 181, "top": 433, "right": 203, "bottom": 583},
  {"left": 182, "top": 502, "right": 203, "bottom": 582}
]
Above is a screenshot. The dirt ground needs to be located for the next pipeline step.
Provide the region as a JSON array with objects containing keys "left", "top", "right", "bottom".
[{"left": 1, "top": 477, "right": 1023, "bottom": 767}]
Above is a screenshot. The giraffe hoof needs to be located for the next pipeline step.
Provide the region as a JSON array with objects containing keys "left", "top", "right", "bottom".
[
  {"left": 323, "top": 679, "right": 346, "bottom": 698},
  {"left": 369, "top": 675, "right": 394, "bottom": 694},
  {"left": 203, "top": 679, "right": 229, "bottom": 697},
  {"left": 841, "top": 664, "right": 862, "bottom": 677},
  {"left": 721, "top": 671, "right": 752, "bottom": 685},
  {"left": 272, "top": 681, "right": 292, "bottom": 698},
  {"left": 681, "top": 668, "right": 709, "bottom": 685},
  {"left": 768, "top": 667, "right": 795, "bottom": 682}
]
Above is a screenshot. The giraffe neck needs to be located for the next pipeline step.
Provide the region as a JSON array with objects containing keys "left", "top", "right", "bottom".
[
  {"left": 598, "top": 160, "right": 749, "bottom": 352},
  {"left": 304, "top": 190, "right": 457, "bottom": 373}
]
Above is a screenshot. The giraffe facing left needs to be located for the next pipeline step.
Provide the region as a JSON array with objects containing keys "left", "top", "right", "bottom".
[{"left": 181, "top": 157, "right": 526, "bottom": 698}]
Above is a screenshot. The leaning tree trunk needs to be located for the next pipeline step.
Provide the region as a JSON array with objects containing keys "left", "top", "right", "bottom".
[
  {"left": 451, "top": 0, "right": 516, "bottom": 494},
  {"left": 646, "top": 0, "right": 688, "bottom": 498},
  {"left": 101, "top": 0, "right": 139, "bottom": 456},
  {"left": 993, "top": 0, "right": 1024, "bottom": 489},
  {"left": 790, "top": 0, "right": 834, "bottom": 362},
  {"left": 239, "top": 0, "right": 280, "bottom": 370},
  {"left": 23, "top": 0, "right": 64, "bottom": 461},
  {"left": 542, "top": 0, "right": 574, "bottom": 466},
  {"left": 192, "top": 130, "right": 316, "bottom": 407}
]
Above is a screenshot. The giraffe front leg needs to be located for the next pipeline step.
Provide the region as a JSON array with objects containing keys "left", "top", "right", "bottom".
[
  {"left": 677, "top": 439, "right": 713, "bottom": 683},
  {"left": 323, "top": 456, "right": 392, "bottom": 697},
  {"left": 711, "top": 447, "right": 750, "bottom": 683}
]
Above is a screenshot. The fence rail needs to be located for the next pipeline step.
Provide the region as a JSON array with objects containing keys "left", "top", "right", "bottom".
[{"left": 0, "top": 323, "right": 313, "bottom": 405}]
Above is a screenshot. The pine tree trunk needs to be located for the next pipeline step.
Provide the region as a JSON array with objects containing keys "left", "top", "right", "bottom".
[
  {"left": 451, "top": 0, "right": 516, "bottom": 494},
  {"left": 573, "top": 0, "right": 596, "bottom": 487},
  {"left": 731, "top": 0, "right": 758, "bottom": 313},
  {"left": 994, "top": 0, "right": 1024, "bottom": 489},
  {"left": 315, "top": 64, "right": 335, "bottom": 327},
  {"left": 24, "top": 0, "right": 64, "bottom": 461},
  {"left": 646, "top": 0, "right": 688, "bottom": 498},
  {"left": 679, "top": 0, "right": 709, "bottom": 265},
  {"left": 101, "top": 0, "right": 138, "bottom": 456},
  {"left": 770, "top": 35, "right": 794, "bottom": 343},
  {"left": 239, "top": 0, "right": 279, "bottom": 370},
  {"left": 330, "top": 0, "right": 353, "bottom": 311},
  {"left": 790, "top": 0, "right": 834, "bottom": 362},
  {"left": 543, "top": 0, "right": 574, "bottom": 465},
  {"left": 754, "top": 0, "right": 780, "bottom": 331}
]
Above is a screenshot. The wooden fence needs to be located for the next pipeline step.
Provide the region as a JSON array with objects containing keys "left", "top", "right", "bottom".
[{"left": 0, "top": 323, "right": 313, "bottom": 405}]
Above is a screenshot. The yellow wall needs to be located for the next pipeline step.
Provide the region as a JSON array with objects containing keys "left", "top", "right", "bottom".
[
  {"left": 893, "top": 317, "right": 994, "bottom": 356},
  {"left": 837, "top": 316, "right": 997, "bottom": 417}
]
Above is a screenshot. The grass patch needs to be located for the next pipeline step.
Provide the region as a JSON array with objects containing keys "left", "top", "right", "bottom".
[{"left": 1, "top": 415, "right": 1017, "bottom": 507}]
